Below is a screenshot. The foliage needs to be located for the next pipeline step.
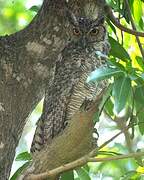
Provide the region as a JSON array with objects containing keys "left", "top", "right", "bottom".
[
  {"left": 0, "top": 0, "right": 38, "bottom": 35},
  {"left": 1, "top": 0, "right": 144, "bottom": 179}
]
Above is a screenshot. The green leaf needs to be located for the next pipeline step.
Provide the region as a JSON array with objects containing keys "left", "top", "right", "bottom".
[
  {"left": 135, "top": 56, "right": 144, "bottom": 71},
  {"left": 93, "top": 111, "right": 99, "bottom": 123},
  {"left": 133, "top": 0, "right": 142, "bottom": 23},
  {"left": 61, "top": 171, "right": 74, "bottom": 180},
  {"left": 98, "top": 150, "right": 122, "bottom": 156},
  {"left": 121, "top": 171, "right": 140, "bottom": 180},
  {"left": 137, "top": 111, "right": 144, "bottom": 135},
  {"left": 29, "top": 5, "right": 40, "bottom": 12},
  {"left": 139, "top": 18, "right": 144, "bottom": 30},
  {"left": 107, "top": 19, "right": 117, "bottom": 35},
  {"left": 87, "top": 67, "right": 124, "bottom": 82},
  {"left": 140, "top": 73, "right": 144, "bottom": 80},
  {"left": 135, "top": 149, "right": 144, "bottom": 166},
  {"left": 112, "top": 76, "right": 131, "bottom": 114},
  {"left": 134, "top": 85, "right": 144, "bottom": 135},
  {"left": 99, "top": 84, "right": 113, "bottom": 112},
  {"left": 104, "top": 98, "right": 114, "bottom": 116},
  {"left": 134, "top": 76, "right": 144, "bottom": 87},
  {"left": 83, "top": 165, "right": 90, "bottom": 172},
  {"left": 122, "top": 1, "right": 130, "bottom": 23},
  {"left": 135, "top": 86, "right": 144, "bottom": 106},
  {"left": 109, "top": 58, "right": 126, "bottom": 71},
  {"left": 109, "top": 36, "right": 130, "bottom": 61},
  {"left": 76, "top": 168, "right": 91, "bottom": 180},
  {"left": 15, "top": 151, "right": 32, "bottom": 161},
  {"left": 10, "top": 161, "right": 30, "bottom": 180}
]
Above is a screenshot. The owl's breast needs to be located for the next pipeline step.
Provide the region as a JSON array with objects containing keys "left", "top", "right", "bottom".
[
  {"left": 60, "top": 44, "right": 109, "bottom": 122},
  {"left": 65, "top": 53, "right": 108, "bottom": 121}
]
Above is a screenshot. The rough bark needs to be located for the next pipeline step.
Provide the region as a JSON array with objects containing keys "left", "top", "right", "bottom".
[{"left": 0, "top": 0, "right": 105, "bottom": 179}]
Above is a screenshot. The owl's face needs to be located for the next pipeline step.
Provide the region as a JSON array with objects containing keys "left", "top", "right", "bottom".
[{"left": 67, "top": 12, "right": 106, "bottom": 48}]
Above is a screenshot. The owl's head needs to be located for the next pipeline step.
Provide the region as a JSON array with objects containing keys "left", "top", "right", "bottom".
[{"left": 67, "top": 10, "right": 106, "bottom": 48}]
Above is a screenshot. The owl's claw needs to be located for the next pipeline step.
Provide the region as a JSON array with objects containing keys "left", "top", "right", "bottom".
[{"left": 80, "top": 98, "right": 94, "bottom": 112}]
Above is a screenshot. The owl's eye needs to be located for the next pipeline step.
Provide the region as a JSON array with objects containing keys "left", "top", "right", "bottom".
[
  {"left": 73, "top": 28, "right": 80, "bottom": 35},
  {"left": 90, "top": 28, "right": 99, "bottom": 35}
]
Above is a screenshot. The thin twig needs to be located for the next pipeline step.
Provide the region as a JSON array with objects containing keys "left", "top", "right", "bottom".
[
  {"left": 129, "top": 89, "right": 135, "bottom": 139},
  {"left": 104, "top": 5, "right": 144, "bottom": 38},
  {"left": 28, "top": 148, "right": 144, "bottom": 180},
  {"left": 25, "top": 156, "right": 89, "bottom": 180},
  {"left": 118, "top": 0, "right": 124, "bottom": 45},
  {"left": 89, "top": 151, "right": 144, "bottom": 162},
  {"left": 115, "top": 115, "right": 133, "bottom": 153},
  {"left": 124, "top": 0, "right": 144, "bottom": 58},
  {"left": 100, "top": 131, "right": 121, "bottom": 148}
]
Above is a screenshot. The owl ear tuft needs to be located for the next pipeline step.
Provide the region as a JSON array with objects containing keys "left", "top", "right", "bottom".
[
  {"left": 92, "top": 15, "right": 105, "bottom": 28},
  {"left": 97, "top": 16, "right": 105, "bottom": 24},
  {"left": 65, "top": 8, "right": 79, "bottom": 26}
]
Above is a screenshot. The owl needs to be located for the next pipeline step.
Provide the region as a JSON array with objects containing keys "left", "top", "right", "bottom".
[{"left": 31, "top": 11, "right": 110, "bottom": 153}]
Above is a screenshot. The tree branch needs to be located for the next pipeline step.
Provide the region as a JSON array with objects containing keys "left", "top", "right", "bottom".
[
  {"left": 89, "top": 151, "right": 144, "bottom": 162},
  {"left": 104, "top": 5, "right": 144, "bottom": 38},
  {"left": 0, "top": 0, "right": 69, "bottom": 177},
  {"left": 23, "top": 126, "right": 143, "bottom": 180},
  {"left": 21, "top": 122, "right": 129, "bottom": 180},
  {"left": 115, "top": 116, "right": 133, "bottom": 153}
]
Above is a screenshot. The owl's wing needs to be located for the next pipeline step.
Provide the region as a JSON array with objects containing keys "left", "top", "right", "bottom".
[
  {"left": 31, "top": 117, "right": 45, "bottom": 153},
  {"left": 31, "top": 86, "right": 73, "bottom": 153},
  {"left": 42, "top": 88, "right": 70, "bottom": 143},
  {"left": 31, "top": 58, "right": 82, "bottom": 153}
]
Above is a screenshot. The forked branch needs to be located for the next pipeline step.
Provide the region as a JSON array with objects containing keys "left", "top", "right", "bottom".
[
  {"left": 22, "top": 115, "right": 133, "bottom": 180},
  {"left": 104, "top": 5, "right": 144, "bottom": 37},
  {"left": 25, "top": 127, "right": 144, "bottom": 180}
]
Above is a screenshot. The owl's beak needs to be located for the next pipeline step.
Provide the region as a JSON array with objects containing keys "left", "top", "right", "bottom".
[{"left": 80, "top": 37, "right": 87, "bottom": 49}]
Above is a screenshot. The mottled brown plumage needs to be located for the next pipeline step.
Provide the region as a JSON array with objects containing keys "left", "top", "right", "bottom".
[{"left": 31, "top": 13, "right": 110, "bottom": 153}]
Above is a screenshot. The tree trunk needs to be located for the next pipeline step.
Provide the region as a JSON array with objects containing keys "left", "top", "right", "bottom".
[{"left": 0, "top": 0, "right": 105, "bottom": 179}]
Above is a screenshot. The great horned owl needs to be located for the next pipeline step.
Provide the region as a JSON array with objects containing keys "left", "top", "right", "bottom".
[{"left": 31, "top": 11, "right": 110, "bottom": 153}]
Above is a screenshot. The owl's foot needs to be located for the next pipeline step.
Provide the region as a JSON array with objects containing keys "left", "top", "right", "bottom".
[
  {"left": 80, "top": 98, "right": 94, "bottom": 112},
  {"left": 92, "top": 128, "right": 99, "bottom": 147}
]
